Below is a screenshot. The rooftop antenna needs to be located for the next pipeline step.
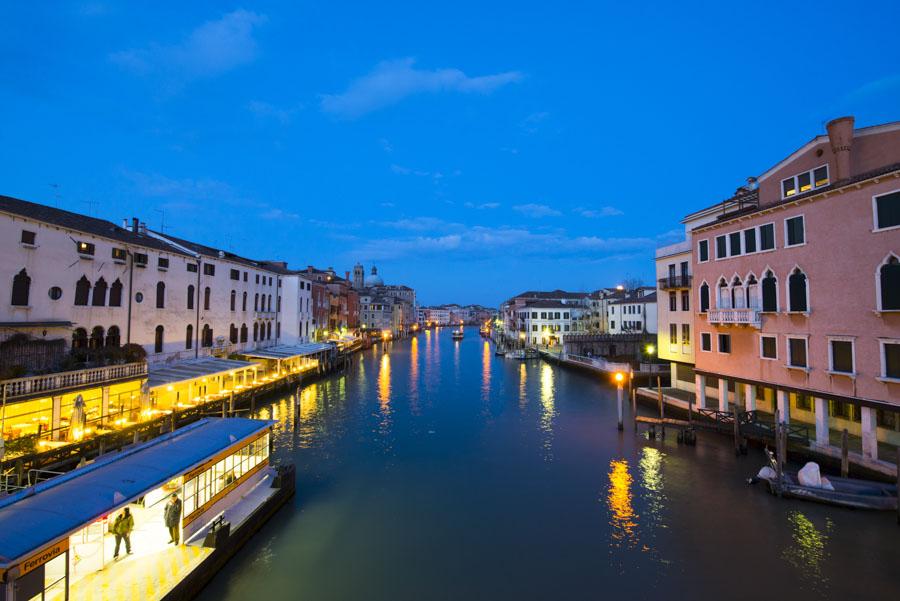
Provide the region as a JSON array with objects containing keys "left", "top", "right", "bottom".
[
  {"left": 49, "top": 183, "right": 61, "bottom": 208},
  {"left": 154, "top": 208, "right": 167, "bottom": 233},
  {"left": 81, "top": 198, "right": 98, "bottom": 217}
]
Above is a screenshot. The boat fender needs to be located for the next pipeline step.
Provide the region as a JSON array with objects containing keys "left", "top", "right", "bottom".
[{"left": 756, "top": 466, "right": 777, "bottom": 480}]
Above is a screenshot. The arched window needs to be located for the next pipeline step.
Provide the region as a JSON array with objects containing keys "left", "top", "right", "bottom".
[
  {"left": 72, "top": 327, "right": 87, "bottom": 350},
  {"left": 74, "top": 275, "right": 91, "bottom": 306},
  {"left": 699, "top": 281, "right": 709, "bottom": 313},
  {"left": 879, "top": 255, "right": 900, "bottom": 311},
  {"left": 187, "top": 285, "right": 195, "bottom": 310},
  {"left": 11, "top": 268, "right": 30, "bottom": 306},
  {"left": 268, "top": 295, "right": 273, "bottom": 311},
  {"left": 106, "top": 325, "right": 121, "bottom": 347},
  {"left": 89, "top": 326, "right": 104, "bottom": 349},
  {"left": 717, "top": 278, "right": 729, "bottom": 309},
  {"left": 156, "top": 281, "right": 166, "bottom": 309},
  {"left": 731, "top": 276, "right": 744, "bottom": 309},
  {"left": 745, "top": 274, "right": 758, "bottom": 309},
  {"left": 276, "top": 322, "right": 281, "bottom": 340},
  {"left": 240, "top": 323, "right": 248, "bottom": 342},
  {"left": 230, "top": 290, "right": 236, "bottom": 311},
  {"left": 109, "top": 279, "right": 123, "bottom": 307},
  {"left": 201, "top": 324, "right": 212, "bottom": 347},
  {"left": 266, "top": 321, "right": 272, "bottom": 340},
  {"left": 185, "top": 324, "right": 193, "bottom": 350},
  {"left": 761, "top": 270, "right": 778, "bottom": 312},
  {"left": 788, "top": 268, "right": 808, "bottom": 312},
  {"left": 242, "top": 291, "right": 247, "bottom": 311},
  {"left": 203, "top": 287, "right": 211, "bottom": 311},
  {"left": 253, "top": 322, "right": 259, "bottom": 341},
  {"left": 254, "top": 293, "right": 259, "bottom": 311},
  {"left": 155, "top": 325, "right": 164, "bottom": 353},
  {"left": 229, "top": 323, "right": 238, "bottom": 343},
  {"left": 92, "top": 277, "right": 108, "bottom": 307}
]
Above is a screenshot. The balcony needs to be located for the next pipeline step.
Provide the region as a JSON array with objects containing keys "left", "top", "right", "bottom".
[
  {"left": 706, "top": 308, "right": 761, "bottom": 327},
  {"left": 658, "top": 275, "right": 692, "bottom": 290},
  {"left": 0, "top": 362, "right": 148, "bottom": 401}
]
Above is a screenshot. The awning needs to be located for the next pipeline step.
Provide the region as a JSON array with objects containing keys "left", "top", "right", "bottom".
[
  {"left": 237, "top": 343, "right": 333, "bottom": 361},
  {"left": 148, "top": 357, "right": 259, "bottom": 389},
  {"left": 0, "top": 418, "right": 271, "bottom": 567}
]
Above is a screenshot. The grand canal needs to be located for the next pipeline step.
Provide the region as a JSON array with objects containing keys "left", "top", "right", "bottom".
[{"left": 199, "top": 328, "right": 899, "bottom": 600}]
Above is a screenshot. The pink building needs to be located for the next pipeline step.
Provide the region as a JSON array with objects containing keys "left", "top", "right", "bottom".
[{"left": 690, "top": 117, "right": 900, "bottom": 466}]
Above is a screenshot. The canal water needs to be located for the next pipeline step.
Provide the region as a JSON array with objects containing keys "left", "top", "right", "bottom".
[{"left": 199, "top": 328, "right": 899, "bottom": 600}]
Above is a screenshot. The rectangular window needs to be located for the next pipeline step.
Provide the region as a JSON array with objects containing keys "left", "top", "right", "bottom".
[
  {"left": 883, "top": 342, "right": 900, "bottom": 379},
  {"left": 759, "top": 223, "right": 775, "bottom": 250},
  {"left": 20, "top": 230, "right": 36, "bottom": 245},
  {"left": 788, "top": 337, "right": 808, "bottom": 368},
  {"left": 554, "top": 312, "right": 561, "bottom": 319},
  {"left": 187, "top": 263, "right": 198, "bottom": 273},
  {"left": 670, "top": 323, "right": 677, "bottom": 344},
  {"left": 256, "top": 274, "right": 260, "bottom": 284},
  {"left": 715, "top": 235, "right": 727, "bottom": 259},
  {"left": 563, "top": 312, "right": 569, "bottom": 319},
  {"left": 669, "top": 292, "right": 677, "bottom": 311},
  {"left": 874, "top": 190, "right": 900, "bottom": 230},
  {"left": 782, "top": 165, "right": 828, "bottom": 199},
  {"left": 729, "top": 231, "right": 741, "bottom": 256},
  {"left": 134, "top": 252, "right": 148, "bottom": 266},
  {"left": 681, "top": 291, "right": 689, "bottom": 311},
  {"left": 158, "top": 257, "right": 169, "bottom": 269},
  {"left": 532, "top": 325, "right": 537, "bottom": 332},
  {"left": 785, "top": 216, "right": 805, "bottom": 246},
  {"left": 531, "top": 312, "right": 537, "bottom": 318},
  {"left": 718, "top": 333, "right": 731, "bottom": 354},
  {"left": 830, "top": 339, "right": 854, "bottom": 374},
  {"left": 204, "top": 264, "right": 216, "bottom": 276},
  {"left": 243, "top": 272, "right": 248, "bottom": 282},
  {"left": 76, "top": 241, "right": 95, "bottom": 255},
  {"left": 743, "top": 228, "right": 756, "bottom": 253},
  {"left": 230, "top": 269, "right": 240, "bottom": 280},
  {"left": 698, "top": 240, "right": 709, "bottom": 262},
  {"left": 540, "top": 312, "right": 547, "bottom": 319},
  {"left": 794, "top": 393, "right": 812, "bottom": 411},
  {"left": 701, "top": 332, "right": 712, "bottom": 352},
  {"left": 112, "top": 247, "right": 126, "bottom": 261},
  {"left": 760, "top": 335, "right": 777, "bottom": 359},
  {"left": 682, "top": 323, "right": 690, "bottom": 344}
]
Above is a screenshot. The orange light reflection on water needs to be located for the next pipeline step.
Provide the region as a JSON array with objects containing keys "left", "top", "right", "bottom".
[{"left": 607, "top": 459, "right": 637, "bottom": 548}]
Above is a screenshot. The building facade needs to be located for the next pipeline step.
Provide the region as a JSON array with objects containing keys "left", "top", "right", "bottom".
[
  {"left": 606, "top": 288, "right": 658, "bottom": 335},
  {"left": 690, "top": 116, "right": 900, "bottom": 459}
]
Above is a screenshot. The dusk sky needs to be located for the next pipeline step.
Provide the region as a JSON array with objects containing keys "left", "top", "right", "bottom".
[{"left": 2, "top": 1, "right": 899, "bottom": 307}]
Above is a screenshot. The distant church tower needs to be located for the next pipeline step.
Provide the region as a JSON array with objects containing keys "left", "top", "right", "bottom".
[{"left": 353, "top": 262, "right": 365, "bottom": 289}]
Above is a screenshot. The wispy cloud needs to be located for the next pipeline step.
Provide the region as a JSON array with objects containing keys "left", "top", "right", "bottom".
[
  {"left": 840, "top": 73, "right": 900, "bottom": 105},
  {"left": 378, "top": 217, "right": 455, "bottom": 231},
  {"left": 520, "top": 111, "right": 549, "bottom": 134},
  {"left": 122, "top": 169, "right": 233, "bottom": 200},
  {"left": 513, "top": 203, "right": 561, "bottom": 218},
  {"left": 574, "top": 206, "right": 624, "bottom": 218},
  {"left": 247, "top": 100, "right": 303, "bottom": 124},
  {"left": 261, "top": 208, "right": 300, "bottom": 220},
  {"left": 379, "top": 138, "right": 394, "bottom": 153},
  {"left": 321, "top": 58, "right": 523, "bottom": 118},
  {"left": 464, "top": 201, "right": 500, "bottom": 209},
  {"left": 111, "top": 10, "right": 267, "bottom": 85}
]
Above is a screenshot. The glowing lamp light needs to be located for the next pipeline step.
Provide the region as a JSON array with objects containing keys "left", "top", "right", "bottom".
[
  {"left": 616, "top": 285, "right": 624, "bottom": 291},
  {"left": 646, "top": 344, "right": 655, "bottom": 355},
  {"left": 614, "top": 372, "right": 624, "bottom": 383}
]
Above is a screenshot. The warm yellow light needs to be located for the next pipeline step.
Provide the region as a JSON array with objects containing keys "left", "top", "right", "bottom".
[
  {"left": 614, "top": 372, "right": 624, "bottom": 383},
  {"left": 646, "top": 344, "right": 655, "bottom": 355},
  {"left": 616, "top": 285, "right": 624, "bottom": 291},
  {"left": 166, "top": 385, "right": 174, "bottom": 392}
]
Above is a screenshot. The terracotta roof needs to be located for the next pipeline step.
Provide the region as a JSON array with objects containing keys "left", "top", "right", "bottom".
[
  {"left": 520, "top": 300, "right": 580, "bottom": 309},
  {"left": 0, "top": 194, "right": 190, "bottom": 256}
]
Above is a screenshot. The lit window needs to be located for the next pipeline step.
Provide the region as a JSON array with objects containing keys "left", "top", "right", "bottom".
[{"left": 782, "top": 165, "right": 829, "bottom": 199}]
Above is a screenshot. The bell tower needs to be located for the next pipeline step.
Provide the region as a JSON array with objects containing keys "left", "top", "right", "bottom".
[{"left": 353, "top": 262, "right": 364, "bottom": 289}]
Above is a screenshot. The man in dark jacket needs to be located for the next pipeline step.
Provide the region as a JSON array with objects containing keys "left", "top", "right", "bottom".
[
  {"left": 113, "top": 507, "right": 134, "bottom": 559},
  {"left": 164, "top": 493, "right": 182, "bottom": 544}
]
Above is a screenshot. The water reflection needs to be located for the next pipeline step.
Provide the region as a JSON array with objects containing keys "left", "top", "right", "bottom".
[
  {"left": 518, "top": 363, "right": 527, "bottom": 410},
  {"left": 481, "top": 341, "right": 491, "bottom": 401},
  {"left": 539, "top": 363, "right": 556, "bottom": 460},
  {"left": 607, "top": 459, "right": 637, "bottom": 551},
  {"left": 409, "top": 337, "right": 420, "bottom": 414},
  {"left": 378, "top": 353, "right": 391, "bottom": 413},
  {"left": 781, "top": 511, "right": 833, "bottom": 591},
  {"left": 638, "top": 447, "right": 665, "bottom": 523}
]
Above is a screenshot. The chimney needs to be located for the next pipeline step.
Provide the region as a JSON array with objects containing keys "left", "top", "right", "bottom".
[
  {"left": 122, "top": 219, "right": 129, "bottom": 229},
  {"left": 826, "top": 116, "right": 854, "bottom": 182},
  {"left": 345, "top": 270, "right": 350, "bottom": 281},
  {"left": 139, "top": 222, "right": 147, "bottom": 234},
  {"left": 132, "top": 217, "right": 140, "bottom": 233}
]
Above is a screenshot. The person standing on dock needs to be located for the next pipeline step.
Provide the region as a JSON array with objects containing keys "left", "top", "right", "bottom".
[
  {"left": 165, "top": 493, "right": 182, "bottom": 545},
  {"left": 112, "top": 507, "right": 133, "bottom": 559}
]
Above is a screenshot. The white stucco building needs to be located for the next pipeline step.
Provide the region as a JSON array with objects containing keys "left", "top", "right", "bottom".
[{"left": 606, "top": 287, "right": 658, "bottom": 335}]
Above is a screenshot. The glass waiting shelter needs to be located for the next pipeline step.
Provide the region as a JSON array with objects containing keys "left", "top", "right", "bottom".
[
  {"left": 0, "top": 418, "right": 272, "bottom": 601},
  {"left": 237, "top": 342, "right": 333, "bottom": 380},
  {"left": 147, "top": 357, "right": 260, "bottom": 415}
]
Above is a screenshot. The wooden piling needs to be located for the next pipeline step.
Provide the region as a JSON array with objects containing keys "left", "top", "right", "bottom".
[
  {"left": 631, "top": 388, "right": 637, "bottom": 432},
  {"left": 657, "top": 378, "right": 665, "bottom": 439},
  {"left": 841, "top": 429, "right": 849, "bottom": 478},
  {"left": 774, "top": 412, "right": 783, "bottom": 497},
  {"left": 896, "top": 451, "right": 899, "bottom": 525},
  {"left": 732, "top": 405, "right": 741, "bottom": 455}
]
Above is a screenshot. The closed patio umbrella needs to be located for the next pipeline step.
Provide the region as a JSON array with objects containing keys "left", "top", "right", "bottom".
[
  {"left": 140, "top": 381, "right": 151, "bottom": 418},
  {"left": 68, "top": 395, "right": 86, "bottom": 441}
]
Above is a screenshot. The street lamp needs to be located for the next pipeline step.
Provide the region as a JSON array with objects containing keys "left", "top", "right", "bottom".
[{"left": 614, "top": 372, "right": 625, "bottom": 431}]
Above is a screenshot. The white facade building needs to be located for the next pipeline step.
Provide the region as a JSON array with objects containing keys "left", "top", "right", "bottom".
[
  {"left": 606, "top": 288, "right": 658, "bottom": 335},
  {"left": 516, "top": 302, "right": 587, "bottom": 346},
  {"left": 0, "top": 195, "right": 282, "bottom": 364},
  {"left": 278, "top": 270, "right": 314, "bottom": 345}
]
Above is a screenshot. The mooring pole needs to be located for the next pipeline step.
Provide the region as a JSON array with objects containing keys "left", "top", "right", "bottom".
[
  {"left": 732, "top": 405, "right": 741, "bottom": 455},
  {"left": 616, "top": 381, "right": 624, "bottom": 431},
  {"left": 841, "top": 429, "right": 849, "bottom": 478},
  {"left": 774, "top": 410, "right": 783, "bottom": 497},
  {"left": 631, "top": 387, "right": 637, "bottom": 433}
]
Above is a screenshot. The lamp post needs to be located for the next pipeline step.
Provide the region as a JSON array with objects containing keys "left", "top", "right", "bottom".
[{"left": 615, "top": 372, "right": 625, "bottom": 431}]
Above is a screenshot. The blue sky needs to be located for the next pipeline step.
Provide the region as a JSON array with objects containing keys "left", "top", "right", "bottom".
[{"left": 2, "top": 1, "right": 899, "bottom": 307}]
